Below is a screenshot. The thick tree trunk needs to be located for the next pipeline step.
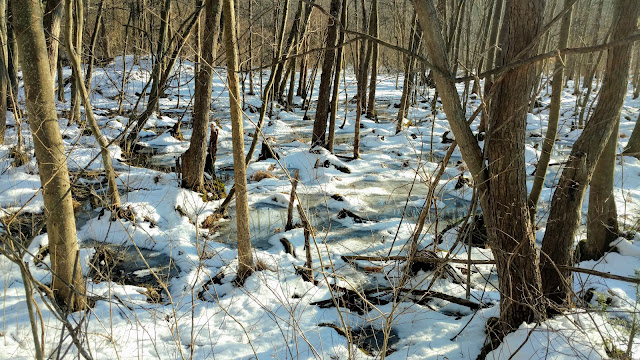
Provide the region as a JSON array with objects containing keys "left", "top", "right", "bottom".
[
  {"left": 528, "top": 0, "right": 574, "bottom": 222},
  {"left": 13, "top": 0, "right": 86, "bottom": 310},
  {"left": 182, "top": 0, "right": 221, "bottom": 191},
  {"left": 540, "top": 0, "right": 638, "bottom": 307},
  {"left": 64, "top": 0, "right": 121, "bottom": 209},
  {"left": 223, "top": 0, "right": 254, "bottom": 284},
  {"left": 311, "top": 0, "right": 341, "bottom": 149},
  {"left": 484, "top": 0, "right": 547, "bottom": 333},
  {"left": 583, "top": 121, "right": 620, "bottom": 261},
  {"left": 413, "top": 0, "right": 547, "bottom": 336}
]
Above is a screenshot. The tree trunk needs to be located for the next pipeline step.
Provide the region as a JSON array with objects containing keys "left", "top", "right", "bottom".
[
  {"left": 182, "top": 0, "right": 221, "bottom": 191},
  {"left": 43, "top": 0, "right": 63, "bottom": 79},
  {"left": 365, "top": 0, "right": 378, "bottom": 119},
  {"left": 623, "top": 112, "right": 640, "bottom": 157},
  {"left": 479, "top": 0, "right": 504, "bottom": 132},
  {"left": 64, "top": 0, "right": 121, "bottom": 209},
  {"left": 223, "top": 0, "right": 254, "bottom": 284},
  {"left": 57, "top": 54, "right": 65, "bottom": 102},
  {"left": 528, "top": 0, "right": 574, "bottom": 222},
  {"left": 272, "top": 0, "right": 311, "bottom": 102},
  {"left": 540, "top": 0, "right": 638, "bottom": 308},
  {"left": 311, "top": 0, "right": 341, "bottom": 149},
  {"left": 395, "top": 16, "right": 422, "bottom": 134},
  {"left": 84, "top": 0, "right": 106, "bottom": 90},
  {"left": 576, "top": 0, "right": 604, "bottom": 129},
  {"left": 7, "top": 0, "right": 18, "bottom": 95},
  {"left": 69, "top": 0, "right": 83, "bottom": 124},
  {"left": 244, "top": 0, "right": 290, "bottom": 164},
  {"left": 484, "top": 0, "right": 547, "bottom": 334},
  {"left": 13, "top": 0, "right": 86, "bottom": 310},
  {"left": 149, "top": 0, "right": 172, "bottom": 114},
  {"left": 633, "top": 44, "right": 640, "bottom": 99},
  {"left": 412, "top": 0, "right": 547, "bottom": 336},
  {"left": 0, "top": 0, "right": 7, "bottom": 145},
  {"left": 327, "top": 0, "right": 347, "bottom": 153},
  {"left": 247, "top": 0, "right": 254, "bottom": 95},
  {"left": 100, "top": 13, "right": 111, "bottom": 59},
  {"left": 582, "top": 120, "right": 620, "bottom": 261}
]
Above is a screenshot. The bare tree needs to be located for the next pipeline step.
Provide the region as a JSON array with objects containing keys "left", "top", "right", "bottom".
[
  {"left": 528, "top": 0, "right": 574, "bottom": 222},
  {"left": 182, "top": 0, "right": 221, "bottom": 191},
  {"left": 43, "top": 0, "right": 63, "bottom": 80},
  {"left": 64, "top": 0, "right": 121, "bottom": 210},
  {"left": 365, "top": 0, "right": 379, "bottom": 119},
  {"left": 327, "top": 0, "right": 347, "bottom": 153},
  {"left": 311, "top": 0, "right": 342, "bottom": 149},
  {"left": 0, "top": 0, "right": 8, "bottom": 144},
  {"left": 540, "top": 0, "right": 639, "bottom": 306},
  {"left": 412, "top": 0, "right": 547, "bottom": 336},
  {"left": 13, "top": 0, "right": 86, "bottom": 310},
  {"left": 223, "top": 0, "right": 254, "bottom": 284}
]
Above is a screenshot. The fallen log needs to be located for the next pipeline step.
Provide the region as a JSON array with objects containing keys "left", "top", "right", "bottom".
[{"left": 341, "top": 255, "right": 640, "bottom": 285}]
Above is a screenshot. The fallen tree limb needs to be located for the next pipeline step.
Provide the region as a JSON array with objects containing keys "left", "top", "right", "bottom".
[
  {"left": 341, "top": 255, "right": 640, "bottom": 285},
  {"left": 341, "top": 255, "right": 495, "bottom": 265}
]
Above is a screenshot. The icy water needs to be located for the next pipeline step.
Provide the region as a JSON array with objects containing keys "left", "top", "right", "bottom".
[{"left": 123, "top": 103, "right": 474, "bottom": 256}]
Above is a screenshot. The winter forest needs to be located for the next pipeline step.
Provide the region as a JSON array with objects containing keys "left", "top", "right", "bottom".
[{"left": 1, "top": 0, "right": 640, "bottom": 358}]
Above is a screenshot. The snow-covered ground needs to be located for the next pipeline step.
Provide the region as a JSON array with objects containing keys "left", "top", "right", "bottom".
[{"left": 0, "top": 56, "right": 639, "bottom": 359}]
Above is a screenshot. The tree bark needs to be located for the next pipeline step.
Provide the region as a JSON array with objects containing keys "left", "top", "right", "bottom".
[
  {"left": 583, "top": 119, "right": 620, "bottom": 261},
  {"left": 540, "top": 0, "right": 638, "bottom": 307},
  {"left": 413, "top": 0, "right": 547, "bottom": 335},
  {"left": 223, "top": 0, "right": 254, "bottom": 284},
  {"left": 182, "top": 0, "right": 221, "bottom": 191},
  {"left": 13, "top": 0, "right": 86, "bottom": 310},
  {"left": 311, "top": 0, "right": 341, "bottom": 149},
  {"left": 484, "top": 0, "right": 547, "bottom": 333},
  {"left": 327, "top": 0, "right": 347, "bottom": 153},
  {"left": 69, "top": 0, "right": 83, "bottom": 124},
  {"left": 365, "top": 0, "right": 379, "bottom": 119}
]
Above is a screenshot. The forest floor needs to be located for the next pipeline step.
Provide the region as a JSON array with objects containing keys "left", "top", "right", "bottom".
[{"left": 0, "top": 56, "right": 639, "bottom": 359}]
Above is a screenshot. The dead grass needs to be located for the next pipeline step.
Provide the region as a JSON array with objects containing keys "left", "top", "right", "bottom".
[{"left": 251, "top": 170, "right": 276, "bottom": 182}]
